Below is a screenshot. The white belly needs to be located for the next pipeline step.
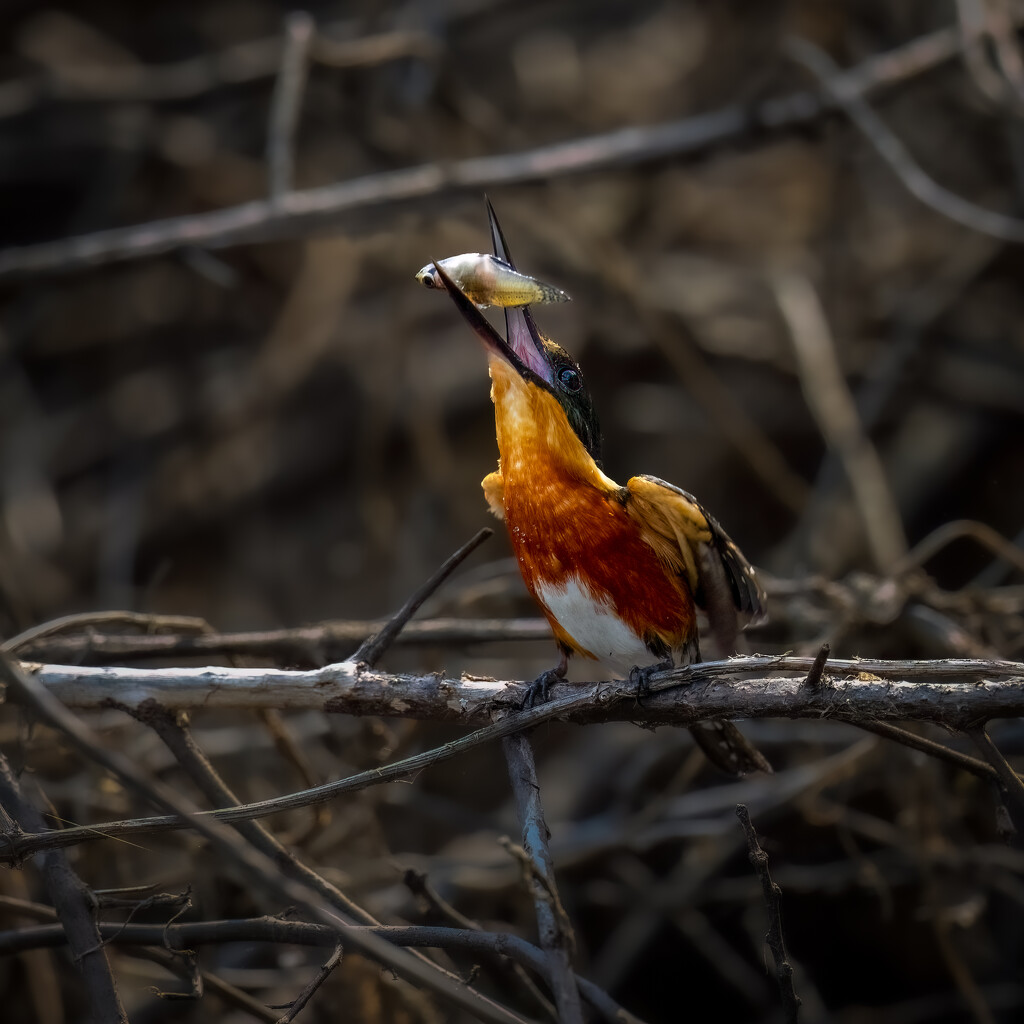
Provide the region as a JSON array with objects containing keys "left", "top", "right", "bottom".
[{"left": 535, "top": 575, "right": 654, "bottom": 674}]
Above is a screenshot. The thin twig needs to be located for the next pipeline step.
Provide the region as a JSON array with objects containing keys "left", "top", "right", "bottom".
[
  {"left": 854, "top": 720, "right": 1012, "bottom": 784},
  {"left": 352, "top": 527, "right": 493, "bottom": 667},
  {"left": 956, "top": 0, "right": 1020, "bottom": 111},
  {"left": 9, "top": 615, "right": 553, "bottom": 664},
  {"left": 0, "top": 24, "right": 438, "bottom": 117},
  {"left": 502, "top": 733, "right": 582, "bottom": 1024},
  {"left": 129, "top": 943, "right": 279, "bottom": 1022},
  {"left": 0, "top": 753, "right": 128, "bottom": 1024},
  {"left": 404, "top": 869, "right": 557, "bottom": 1021},
  {"left": 267, "top": 11, "right": 315, "bottom": 202},
  {"left": 735, "top": 804, "right": 801, "bottom": 1023},
  {"left": 9, "top": 564, "right": 1023, "bottom": 666},
  {"left": 1, "top": 610, "right": 210, "bottom": 654},
  {"left": 274, "top": 943, "right": 343, "bottom": 1024},
  {"left": 0, "top": 21, "right": 993, "bottom": 280},
  {"left": 803, "top": 643, "right": 830, "bottom": 690},
  {"left": 968, "top": 726, "right": 1024, "bottom": 839},
  {"left": 786, "top": 36, "right": 1024, "bottom": 244},
  {"left": 895, "top": 519, "right": 1024, "bottom": 578},
  {"left": 773, "top": 269, "right": 908, "bottom": 570},
  {"left": 0, "top": 894, "right": 60, "bottom": 922}
]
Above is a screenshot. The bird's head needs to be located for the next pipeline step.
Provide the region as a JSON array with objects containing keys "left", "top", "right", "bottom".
[{"left": 430, "top": 202, "right": 602, "bottom": 465}]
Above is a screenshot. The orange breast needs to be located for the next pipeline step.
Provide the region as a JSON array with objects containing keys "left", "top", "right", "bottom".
[
  {"left": 502, "top": 464, "right": 697, "bottom": 659},
  {"left": 487, "top": 356, "right": 697, "bottom": 661}
]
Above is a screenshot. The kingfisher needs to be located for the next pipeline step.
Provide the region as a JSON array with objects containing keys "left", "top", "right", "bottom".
[{"left": 431, "top": 200, "right": 770, "bottom": 774}]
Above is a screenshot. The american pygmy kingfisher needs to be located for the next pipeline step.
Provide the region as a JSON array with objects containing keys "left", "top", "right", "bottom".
[{"left": 432, "top": 201, "right": 770, "bottom": 775}]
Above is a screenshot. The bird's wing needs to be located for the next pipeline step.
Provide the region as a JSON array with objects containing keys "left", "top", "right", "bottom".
[
  {"left": 625, "top": 475, "right": 767, "bottom": 654},
  {"left": 481, "top": 470, "right": 505, "bottom": 520}
]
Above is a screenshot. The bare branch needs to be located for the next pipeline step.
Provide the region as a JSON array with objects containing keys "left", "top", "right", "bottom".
[
  {"left": 0, "top": 24, "right": 437, "bottom": 117},
  {"left": 736, "top": 805, "right": 801, "bottom": 1023},
  {"left": 895, "top": 519, "right": 1024, "bottom": 578},
  {"left": 404, "top": 868, "right": 558, "bottom": 1021},
  {"left": 274, "top": 943, "right": 342, "bottom": 1024},
  {"left": 0, "top": 20, "right": 995, "bottom": 280},
  {"left": 2, "top": 656, "right": 1022, "bottom": 865},
  {"left": 854, "top": 720, "right": 1009, "bottom": 784},
  {"left": 0, "top": 754, "right": 128, "bottom": 1023},
  {"left": 129, "top": 943, "right": 279, "bottom": 1022},
  {"left": 267, "top": 12, "right": 315, "bottom": 202},
  {"left": 786, "top": 36, "right": 1024, "bottom": 244},
  {"left": 9, "top": 615, "right": 552, "bottom": 664},
  {"left": 969, "top": 726, "right": 1024, "bottom": 838},
  {"left": 803, "top": 643, "right": 830, "bottom": 690},
  {"left": 1, "top": 610, "right": 212, "bottom": 655},
  {"left": 503, "top": 733, "right": 582, "bottom": 1023},
  {"left": 773, "top": 269, "right": 908, "bottom": 570},
  {"left": 21, "top": 654, "right": 1024, "bottom": 724}
]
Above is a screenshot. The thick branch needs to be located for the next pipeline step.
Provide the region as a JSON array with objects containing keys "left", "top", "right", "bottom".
[
  {"left": 0, "top": 23, "right": 978, "bottom": 279},
  {"left": 21, "top": 655, "right": 1024, "bottom": 728}
]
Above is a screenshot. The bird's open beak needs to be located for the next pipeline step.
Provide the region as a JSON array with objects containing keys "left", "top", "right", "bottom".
[
  {"left": 484, "top": 198, "right": 552, "bottom": 380},
  {"left": 431, "top": 199, "right": 554, "bottom": 384},
  {"left": 431, "top": 260, "right": 549, "bottom": 383}
]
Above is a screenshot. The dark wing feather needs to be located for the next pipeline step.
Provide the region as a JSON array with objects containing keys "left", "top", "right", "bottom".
[
  {"left": 627, "top": 474, "right": 767, "bottom": 626},
  {"left": 625, "top": 474, "right": 771, "bottom": 774}
]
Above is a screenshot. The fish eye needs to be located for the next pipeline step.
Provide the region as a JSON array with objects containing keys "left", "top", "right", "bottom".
[
  {"left": 558, "top": 366, "right": 582, "bottom": 392},
  {"left": 422, "top": 275, "right": 437, "bottom": 288}
]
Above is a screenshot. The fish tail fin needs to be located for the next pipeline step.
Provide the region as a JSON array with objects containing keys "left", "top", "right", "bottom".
[{"left": 536, "top": 282, "right": 571, "bottom": 303}]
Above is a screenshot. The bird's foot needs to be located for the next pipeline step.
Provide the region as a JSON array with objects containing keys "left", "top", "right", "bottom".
[
  {"left": 519, "top": 667, "right": 561, "bottom": 709},
  {"left": 628, "top": 659, "right": 675, "bottom": 702}
]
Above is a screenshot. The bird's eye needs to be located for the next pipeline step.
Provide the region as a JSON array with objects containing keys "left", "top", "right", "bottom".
[{"left": 558, "top": 366, "right": 582, "bottom": 392}]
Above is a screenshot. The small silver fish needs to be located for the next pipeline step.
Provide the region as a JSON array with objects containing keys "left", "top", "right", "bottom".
[{"left": 416, "top": 253, "right": 570, "bottom": 308}]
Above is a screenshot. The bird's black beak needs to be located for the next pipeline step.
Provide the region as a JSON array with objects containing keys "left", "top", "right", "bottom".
[
  {"left": 432, "top": 199, "right": 556, "bottom": 385},
  {"left": 430, "top": 260, "right": 533, "bottom": 377},
  {"left": 484, "top": 198, "right": 551, "bottom": 377}
]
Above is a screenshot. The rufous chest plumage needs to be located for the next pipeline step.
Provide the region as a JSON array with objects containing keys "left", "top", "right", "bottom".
[{"left": 489, "top": 358, "right": 696, "bottom": 670}]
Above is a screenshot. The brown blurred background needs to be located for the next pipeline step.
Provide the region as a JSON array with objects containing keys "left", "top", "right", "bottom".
[{"left": 1, "top": 1, "right": 1024, "bottom": 1022}]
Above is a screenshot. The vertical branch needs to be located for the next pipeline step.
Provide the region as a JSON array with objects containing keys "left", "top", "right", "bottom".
[
  {"left": 502, "top": 732, "right": 583, "bottom": 1024},
  {"left": 267, "top": 11, "right": 315, "bottom": 201},
  {"left": 0, "top": 754, "right": 128, "bottom": 1024},
  {"left": 736, "top": 804, "right": 801, "bottom": 1024},
  {"left": 773, "top": 269, "right": 908, "bottom": 571}
]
